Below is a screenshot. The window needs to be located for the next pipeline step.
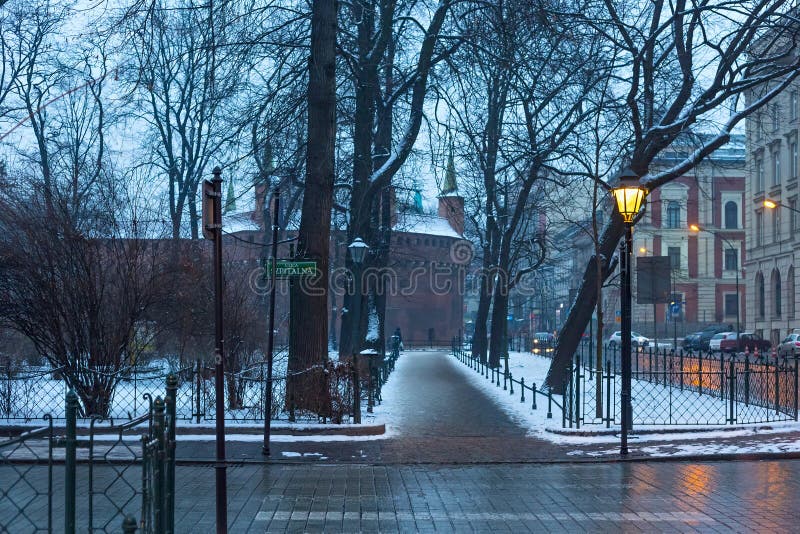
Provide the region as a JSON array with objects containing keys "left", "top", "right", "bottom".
[
  {"left": 757, "top": 273, "right": 765, "bottom": 319},
  {"left": 665, "top": 201, "right": 680, "bottom": 228},
  {"left": 774, "top": 269, "right": 782, "bottom": 318},
  {"left": 772, "top": 103, "right": 780, "bottom": 131},
  {"left": 724, "top": 248, "right": 738, "bottom": 271},
  {"left": 792, "top": 91, "right": 799, "bottom": 120},
  {"left": 668, "top": 246, "right": 681, "bottom": 271},
  {"left": 791, "top": 199, "right": 798, "bottom": 232},
  {"left": 756, "top": 157, "right": 765, "bottom": 192},
  {"left": 773, "top": 147, "right": 781, "bottom": 186},
  {"left": 791, "top": 140, "right": 798, "bottom": 180},
  {"left": 789, "top": 266, "right": 796, "bottom": 319},
  {"left": 773, "top": 209, "right": 780, "bottom": 242},
  {"left": 756, "top": 211, "right": 763, "bottom": 247},
  {"left": 724, "top": 201, "right": 738, "bottom": 229},
  {"left": 725, "top": 293, "right": 739, "bottom": 317}
]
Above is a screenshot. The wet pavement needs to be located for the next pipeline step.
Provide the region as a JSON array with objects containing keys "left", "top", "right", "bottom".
[{"left": 8, "top": 350, "right": 800, "bottom": 532}]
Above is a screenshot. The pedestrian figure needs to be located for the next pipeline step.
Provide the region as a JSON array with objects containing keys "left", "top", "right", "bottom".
[{"left": 394, "top": 327, "right": 404, "bottom": 352}]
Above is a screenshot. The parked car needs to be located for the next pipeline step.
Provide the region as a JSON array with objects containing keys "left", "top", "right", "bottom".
[
  {"left": 532, "top": 332, "right": 555, "bottom": 354},
  {"left": 607, "top": 331, "right": 649, "bottom": 348},
  {"left": 777, "top": 333, "right": 800, "bottom": 358},
  {"left": 708, "top": 332, "right": 735, "bottom": 353},
  {"left": 719, "top": 332, "right": 771, "bottom": 354},
  {"left": 682, "top": 331, "right": 703, "bottom": 350},
  {"left": 687, "top": 324, "right": 734, "bottom": 351}
]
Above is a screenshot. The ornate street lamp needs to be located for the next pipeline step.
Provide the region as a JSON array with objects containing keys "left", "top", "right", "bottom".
[
  {"left": 611, "top": 167, "right": 647, "bottom": 456},
  {"left": 348, "top": 237, "right": 369, "bottom": 423}
]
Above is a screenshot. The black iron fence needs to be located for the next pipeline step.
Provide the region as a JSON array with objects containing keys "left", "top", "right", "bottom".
[
  {"left": 452, "top": 338, "right": 799, "bottom": 429},
  {"left": 564, "top": 344, "right": 799, "bottom": 428},
  {"left": 451, "top": 340, "right": 563, "bottom": 420},
  {"left": 0, "top": 348, "right": 401, "bottom": 424},
  {"left": 0, "top": 378, "right": 177, "bottom": 533}
]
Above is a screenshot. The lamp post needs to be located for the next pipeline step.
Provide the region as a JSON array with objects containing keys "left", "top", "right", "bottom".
[
  {"left": 611, "top": 167, "right": 647, "bottom": 456},
  {"left": 262, "top": 177, "right": 280, "bottom": 456},
  {"left": 689, "top": 224, "right": 741, "bottom": 337},
  {"left": 348, "top": 237, "right": 369, "bottom": 424}
]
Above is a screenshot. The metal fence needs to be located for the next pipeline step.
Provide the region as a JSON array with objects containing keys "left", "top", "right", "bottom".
[
  {"left": 0, "top": 349, "right": 400, "bottom": 423},
  {"left": 451, "top": 341, "right": 563, "bottom": 420},
  {"left": 0, "top": 379, "right": 177, "bottom": 533},
  {"left": 564, "top": 344, "right": 799, "bottom": 428}
]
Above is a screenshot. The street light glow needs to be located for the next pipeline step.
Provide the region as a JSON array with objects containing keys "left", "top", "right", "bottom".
[
  {"left": 764, "top": 199, "right": 778, "bottom": 209},
  {"left": 612, "top": 168, "right": 648, "bottom": 223}
]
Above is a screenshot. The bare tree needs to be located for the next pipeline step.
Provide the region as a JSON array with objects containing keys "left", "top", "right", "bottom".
[{"left": 547, "top": 0, "right": 800, "bottom": 390}]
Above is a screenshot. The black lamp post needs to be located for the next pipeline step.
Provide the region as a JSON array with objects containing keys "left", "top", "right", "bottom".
[
  {"left": 348, "top": 237, "right": 369, "bottom": 423},
  {"left": 263, "top": 177, "right": 280, "bottom": 456},
  {"left": 611, "top": 167, "right": 647, "bottom": 456}
]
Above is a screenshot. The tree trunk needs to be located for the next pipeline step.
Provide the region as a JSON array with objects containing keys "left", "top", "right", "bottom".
[
  {"left": 546, "top": 214, "right": 624, "bottom": 393},
  {"left": 488, "top": 276, "right": 509, "bottom": 368},
  {"left": 471, "top": 265, "right": 493, "bottom": 363},
  {"left": 287, "top": 0, "right": 337, "bottom": 415}
]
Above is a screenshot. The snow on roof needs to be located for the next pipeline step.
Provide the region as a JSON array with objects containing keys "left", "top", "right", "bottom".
[
  {"left": 224, "top": 211, "right": 261, "bottom": 233},
  {"left": 395, "top": 212, "right": 462, "bottom": 238}
]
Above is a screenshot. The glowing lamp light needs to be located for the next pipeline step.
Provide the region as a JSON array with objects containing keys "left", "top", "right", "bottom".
[
  {"left": 764, "top": 199, "right": 778, "bottom": 209},
  {"left": 612, "top": 168, "right": 647, "bottom": 224}
]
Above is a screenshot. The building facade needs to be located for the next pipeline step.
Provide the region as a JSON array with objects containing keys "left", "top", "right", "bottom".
[
  {"left": 745, "top": 89, "right": 800, "bottom": 345},
  {"left": 632, "top": 135, "right": 746, "bottom": 340}
]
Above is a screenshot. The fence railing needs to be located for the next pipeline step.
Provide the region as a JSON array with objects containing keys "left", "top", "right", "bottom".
[
  {"left": 565, "top": 344, "right": 799, "bottom": 427},
  {"left": 1, "top": 347, "right": 401, "bottom": 424},
  {"left": 451, "top": 340, "right": 563, "bottom": 421},
  {"left": 0, "top": 378, "right": 177, "bottom": 533}
]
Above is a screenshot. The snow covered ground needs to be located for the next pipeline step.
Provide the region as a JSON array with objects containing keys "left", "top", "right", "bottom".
[{"left": 448, "top": 350, "right": 800, "bottom": 456}]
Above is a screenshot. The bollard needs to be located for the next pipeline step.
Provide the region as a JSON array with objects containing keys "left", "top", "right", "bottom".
[
  {"left": 504, "top": 370, "right": 507, "bottom": 391},
  {"left": 532, "top": 382, "right": 537, "bottom": 410},
  {"left": 65, "top": 390, "right": 78, "bottom": 534},
  {"left": 547, "top": 386, "right": 553, "bottom": 419},
  {"left": 520, "top": 377, "right": 525, "bottom": 403},
  {"left": 122, "top": 515, "right": 138, "bottom": 534},
  {"left": 165, "top": 374, "right": 178, "bottom": 533},
  {"left": 352, "top": 354, "right": 361, "bottom": 424},
  {"left": 510, "top": 373, "right": 514, "bottom": 395}
]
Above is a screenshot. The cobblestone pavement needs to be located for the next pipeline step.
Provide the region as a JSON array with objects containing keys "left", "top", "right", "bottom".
[{"left": 6, "top": 459, "right": 800, "bottom": 532}]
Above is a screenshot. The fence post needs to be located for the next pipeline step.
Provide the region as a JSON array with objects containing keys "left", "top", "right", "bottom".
[
  {"left": 520, "top": 377, "right": 525, "bottom": 403},
  {"left": 195, "top": 358, "right": 202, "bottom": 424},
  {"left": 698, "top": 352, "right": 704, "bottom": 396},
  {"left": 153, "top": 396, "right": 166, "bottom": 534},
  {"left": 122, "top": 515, "right": 138, "bottom": 534},
  {"left": 165, "top": 375, "right": 177, "bottom": 534},
  {"left": 679, "top": 351, "right": 684, "bottom": 391},
  {"left": 547, "top": 386, "right": 553, "bottom": 419},
  {"left": 744, "top": 354, "right": 751, "bottom": 406},
  {"left": 532, "top": 382, "right": 537, "bottom": 410},
  {"left": 728, "top": 360, "right": 736, "bottom": 424},
  {"left": 65, "top": 390, "right": 77, "bottom": 534},
  {"left": 567, "top": 366, "right": 573, "bottom": 428},
  {"left": 605, "top": 360, "right": 612, "bottom": 429},
  {"left": 574, "top": 356, "right": 581, "bottom": 429},
  {"left": 775, "top": 357, "right": 781, "bottom": 415},
  {"left": 510, "top": 373, "right": 514, "bottom": 395},
  {"left": 794, "top": 354, "right": 799, "bottom": 421}
]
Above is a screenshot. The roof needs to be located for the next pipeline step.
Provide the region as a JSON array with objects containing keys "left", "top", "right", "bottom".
[
  {"left": 224, "top": 211, "right": 261, "bottom": 233},
  {"left": 394, "top": 212, "right": 462, "bottom": 238}
]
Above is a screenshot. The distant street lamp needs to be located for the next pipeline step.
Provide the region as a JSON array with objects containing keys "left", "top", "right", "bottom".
[
  {"left": 611, "top": 167, "right": 648, "bottom": 456},
  {"left": 689, "top": 224, "right": 741, "bottom": 337},
  {"left": 348, "top": 237, "right": 369, "bottom": 424}
]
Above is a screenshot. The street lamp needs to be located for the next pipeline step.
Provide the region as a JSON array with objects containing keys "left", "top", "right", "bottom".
[
  {"left": 348, "top": 237, "right": 369, "bottom": 424},
  {"left": 611, "top": 167, "right": 648, "bottom": 456},
  {"left": 689, "top": 224, "right": 741, "bottom": 337}
]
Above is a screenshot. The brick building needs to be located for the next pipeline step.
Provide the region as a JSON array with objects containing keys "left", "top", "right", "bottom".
[{"left": 226, "top": 184, "right": 467, "bottom": 350}]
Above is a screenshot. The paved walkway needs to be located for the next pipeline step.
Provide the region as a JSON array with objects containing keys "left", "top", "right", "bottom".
[{"left": 184, "top": 350, "right": 570, "bottom": 464}]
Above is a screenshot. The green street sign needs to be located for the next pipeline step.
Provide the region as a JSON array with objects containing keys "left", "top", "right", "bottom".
[{"left": 264, "top": 260, "right": 317, "bottom": 278}]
